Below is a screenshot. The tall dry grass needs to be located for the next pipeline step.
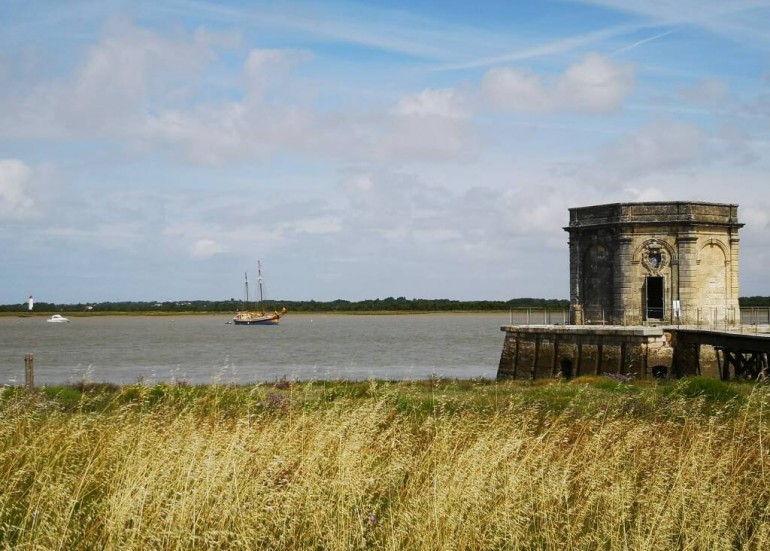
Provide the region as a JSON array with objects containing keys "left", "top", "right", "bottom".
[{"left": 1, "top": 380, "right": 769, "bottom": 550}]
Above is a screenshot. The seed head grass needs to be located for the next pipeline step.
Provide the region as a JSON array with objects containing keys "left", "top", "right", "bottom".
[{"left": 0, "top": 378, "right": 769, "bottom": 549}]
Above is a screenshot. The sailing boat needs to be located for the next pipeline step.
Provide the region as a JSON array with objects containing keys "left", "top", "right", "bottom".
[{"left": 232, "top": 261, "right": 286, "bottom": 325}]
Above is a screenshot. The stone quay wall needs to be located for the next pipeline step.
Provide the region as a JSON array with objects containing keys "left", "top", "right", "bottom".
[{"left": 496, "top": 325, "right": 704, "bottom": 380}]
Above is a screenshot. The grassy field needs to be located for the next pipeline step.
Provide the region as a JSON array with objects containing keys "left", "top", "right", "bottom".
[{"left": 1, "top": 377, "right": 769, "bottom": 550}]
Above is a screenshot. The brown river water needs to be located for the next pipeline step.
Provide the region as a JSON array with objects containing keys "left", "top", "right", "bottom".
[{"left": 0, "top": 313, "right": 511, "bottom": 385}]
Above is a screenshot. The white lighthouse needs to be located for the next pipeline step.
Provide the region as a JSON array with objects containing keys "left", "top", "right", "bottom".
[{"left": 28, "top": 295, "right": 34, "bottom": 311}]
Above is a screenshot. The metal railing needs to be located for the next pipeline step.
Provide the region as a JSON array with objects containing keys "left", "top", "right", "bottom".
[
  {"left": 741, "top": 307, "right": 770, "bottom": 326},
  {"left": 505, "top": 306, "right": 770, "bottom": 331},
  {"left": 507, "top": 308, "right": 569, "bottom": 325}
]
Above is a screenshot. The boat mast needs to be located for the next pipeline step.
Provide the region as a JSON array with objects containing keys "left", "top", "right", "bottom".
[{"left": 257, "top": 260, "right": 265, "bottom": 309}]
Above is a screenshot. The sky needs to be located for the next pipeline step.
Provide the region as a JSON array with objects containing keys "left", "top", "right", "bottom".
[{"left": 2, "top": 0, "right": 770, "bottom": 304}]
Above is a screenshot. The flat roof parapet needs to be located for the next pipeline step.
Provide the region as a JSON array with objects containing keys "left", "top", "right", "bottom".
[{"left": 566, "top": 201, "right": 742, "bottom": 230}]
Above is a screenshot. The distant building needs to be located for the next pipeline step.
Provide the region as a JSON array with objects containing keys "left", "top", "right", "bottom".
[{"left": 564, "top": 202, "right": 743, "bottom": 326}]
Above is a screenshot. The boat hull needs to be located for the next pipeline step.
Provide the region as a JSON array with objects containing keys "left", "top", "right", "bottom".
[
  {"left": 232, "top": 306, "right": 286, "bottom": 326},
  {"left": 232, "top": 312, "right": 281, "bottom": 325},
  {"left": 232, "top": 317, "right": 280, "bottom": 325}
]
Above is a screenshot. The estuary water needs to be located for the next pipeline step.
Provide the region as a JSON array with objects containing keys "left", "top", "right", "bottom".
[{"left": 0, "top": 314, "right": 509, "bottom": 385}]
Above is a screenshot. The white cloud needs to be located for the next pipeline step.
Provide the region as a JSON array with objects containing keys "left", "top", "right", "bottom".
[
  {"left": 574, "top": 119, "right": 707, "bottom": 188},
  {"left": 242, "top": 48, "right": 312, "bottom": 103},
  {"left": 0, "top": 18, "right": 233, "bottom": 138},
  {"left": 558, "top": 54, "right": 636, "bottom": 112},
  {"left": 679, "top": 77, "right": 728, "bottom": 104},
  {"left": 287, "top": 216, "right": 342, "bottom": 234},
  {"left": 335, "top": 169, "right": 570, "bottom": 275},
  {"left": 37, "top": 221, "right": 147, "bottom": 250},
  {"left": 165, "top": 218, "right": 286, "bottom": 258},
  {"left": 2, "top": 18, "right": 479, "bottom": 167},
  {"left": 144, "top": 60, "right": 478, "bottom": 165},
  {"left": 342, "top": 173, "right": 375, "bottom": 194},
  {"left": 495, "top": 186, "right": 571, "bottom": 246},
  {"left": 481, "top": 68, "right": 549, "bottom": 111},
  {"left": 364, "top": 113, "right": 478, "bottom": 162},
  {"left": 394, "top": 88, "right": 469, "bottom": 119},
  {"left": 0, "top": 159, "right": 36, "bottom": 220},
  {"left": 742, "top": 206, "right": 770, "bottom": 230},
  {"left": 623, "top": 187, "right": 669, "bottom": 202},
  {"left": 480, "top": 54, "right": 635, "bottom": 113},
  {"left": 192, "top": 238, "right": 223, "bottom": 258}
]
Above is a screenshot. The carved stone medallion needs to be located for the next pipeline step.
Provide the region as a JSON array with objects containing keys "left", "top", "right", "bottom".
[{"left": 641, "top": 240, "right": 668, "bottom": 275}]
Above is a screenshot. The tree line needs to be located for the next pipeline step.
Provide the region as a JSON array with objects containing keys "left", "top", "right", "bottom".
[
  {"left": 1, "top": 297, "right": 571, "bottom": 313},
  {"left": 3, "top": 295, "right": 769, "bottom": 314},
  {"left": 739, "top": 296, "right": 770, "bottom": 307}
]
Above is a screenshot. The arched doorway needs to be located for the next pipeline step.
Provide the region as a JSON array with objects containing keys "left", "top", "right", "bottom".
[{"left": 651, "top": 365, "right": 668, "bottom": 379}]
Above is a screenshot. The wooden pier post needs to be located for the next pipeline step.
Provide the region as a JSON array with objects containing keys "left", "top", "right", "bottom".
[{"left": 24, "top": 353, "right": 34, "bottom": 391}]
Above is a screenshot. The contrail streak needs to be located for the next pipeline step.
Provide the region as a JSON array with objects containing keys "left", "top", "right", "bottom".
[{"left": 612, "top": 28, "right": 679, "bottom": 56}]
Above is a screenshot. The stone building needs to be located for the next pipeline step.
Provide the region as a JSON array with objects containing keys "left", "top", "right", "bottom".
[
  {"left": 497, "top": 201, "right": 770, "bottom": 381},
  {"left": 565, "top": 202, "right": 743, "bottom": 326}
]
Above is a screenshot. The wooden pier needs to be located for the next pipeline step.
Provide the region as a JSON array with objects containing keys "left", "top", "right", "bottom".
[{"left": 671, "top": 329, "right": 770, "bottom": 379}]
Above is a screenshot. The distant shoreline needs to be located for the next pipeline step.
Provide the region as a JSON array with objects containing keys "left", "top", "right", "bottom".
[{"left": 0, "top": 310, "right": 514, "bottom": 318}]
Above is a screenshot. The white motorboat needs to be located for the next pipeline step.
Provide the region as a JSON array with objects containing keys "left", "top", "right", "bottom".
[{"left": 46, "top": 314, "right": 70, "bottom": 323}]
